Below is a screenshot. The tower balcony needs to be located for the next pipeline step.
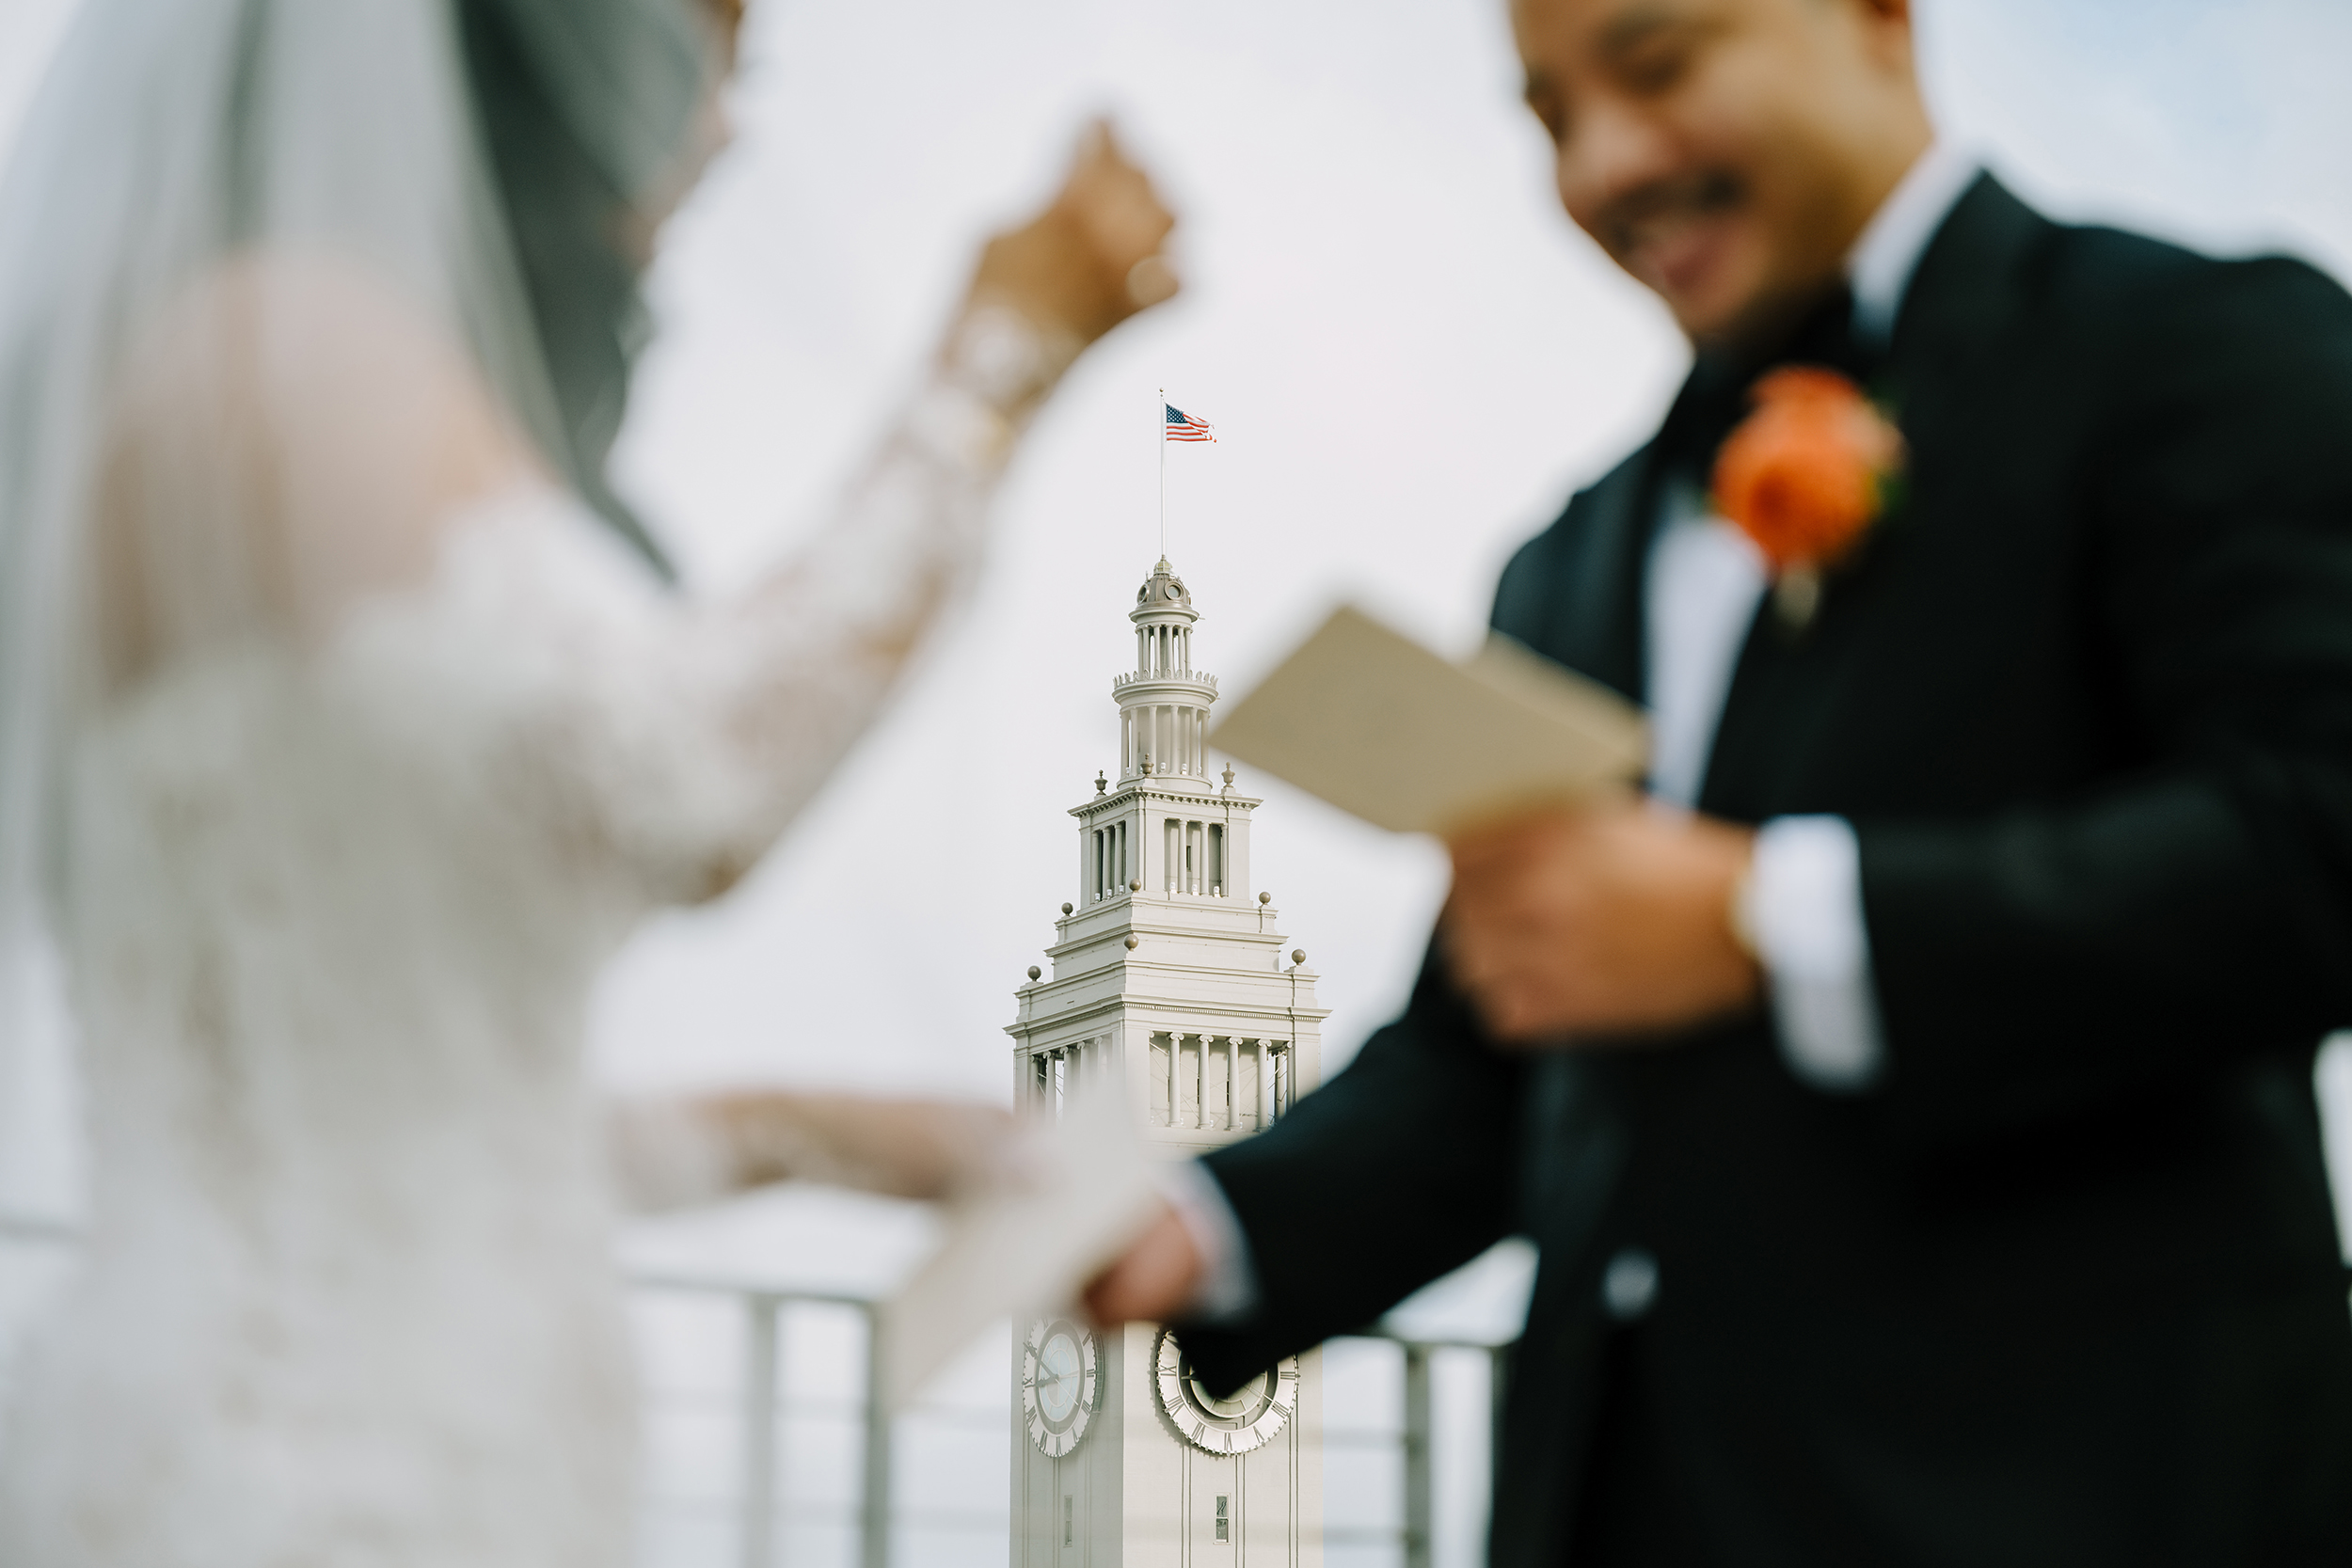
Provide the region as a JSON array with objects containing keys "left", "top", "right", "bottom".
[{"left": 1111, "top": 670, "right": 1217, "bottom": 696}]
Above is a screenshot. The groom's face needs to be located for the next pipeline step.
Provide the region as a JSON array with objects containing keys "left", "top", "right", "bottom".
[{"left": 1513, "top": 0, "right": 1922, "bottom": 351}]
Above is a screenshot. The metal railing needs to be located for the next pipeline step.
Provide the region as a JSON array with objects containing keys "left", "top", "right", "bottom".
[
  {"left": 1, "top": 1216, "right": 1506, "bottom": 1568},
  {"left": 629, "top": 1276, "right": 898, "bottom": 1568},
  {"left": 631, "top": 1275, "right": 1506, "bottom": 1568},
  {"left": 1397, "top": 1338, "right": 1510, "bottom": 1568},
  {"left": 1319, "top": 1333, "right": 1510, "bottom": 1568},
  {"left": 0, "top": 1212, "right": 74, "bottom": 1245}
]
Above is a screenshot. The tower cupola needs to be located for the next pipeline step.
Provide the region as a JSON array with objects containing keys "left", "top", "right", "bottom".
[{"left": 1114, "top": 558, "right": 1218, "bottom": 787}]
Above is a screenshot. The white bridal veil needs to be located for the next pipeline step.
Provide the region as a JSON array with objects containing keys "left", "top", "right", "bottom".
[{"left": 0, "top": 0, "right": 718, "bottom": 1194}]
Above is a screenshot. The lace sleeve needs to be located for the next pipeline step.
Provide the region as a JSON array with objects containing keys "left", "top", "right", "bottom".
[
  {"left": 643, "top": 300, "right": 1081, "bottom": 895},
  {"left": 603, "top": 1091, "right": 1016, "bottom": 1212},
  {"left": 332, "top": 301, "right": 1078, "bottom": 906}
]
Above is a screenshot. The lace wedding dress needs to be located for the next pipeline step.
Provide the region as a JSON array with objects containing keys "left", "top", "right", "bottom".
[
  {"left": 0, "top": 310, "right": 1064, "bottom": 1565},
  {"left": 0, "top": 0, "right": 1157, "bottom": 1555}
]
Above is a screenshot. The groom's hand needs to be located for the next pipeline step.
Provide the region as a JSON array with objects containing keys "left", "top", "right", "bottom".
[
  {"left": 1082, "top": 1199, "right": 1203, "bottom": 1326},
  {"left": 1443, "top": 798, "right": 1762, "bottom": 1044}
]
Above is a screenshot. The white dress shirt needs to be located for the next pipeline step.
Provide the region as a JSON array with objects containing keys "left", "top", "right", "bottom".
[
  {"left": 1172, "top": 144, "right": 1983, "bottom": 1319},
  {"left": 1659, "top": 140, "right": 1979, "bottom": 1091}
]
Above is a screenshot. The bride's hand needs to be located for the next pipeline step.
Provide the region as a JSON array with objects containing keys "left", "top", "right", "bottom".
[
  {"left": 607, "top": 1091, "right": 1016, "bottom": 1211},
  {"left": 703, "top": 1091, "right": 1015, "bottom": 1201},
  {"left": 968, "top": 119, "right": 1179, "bottom": 348}
]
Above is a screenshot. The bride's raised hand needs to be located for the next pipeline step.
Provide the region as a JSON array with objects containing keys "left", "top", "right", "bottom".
[
  {"left": 967, "top": 119, "right": 1179, "bottom": 349},
  {"left": 605, "top": 122, "right": 1177, "bottom": 911}
]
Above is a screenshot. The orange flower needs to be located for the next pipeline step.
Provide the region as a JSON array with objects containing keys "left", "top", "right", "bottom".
[{"left": 1710, "top": 367, "right": 1904, "bottom": 574}]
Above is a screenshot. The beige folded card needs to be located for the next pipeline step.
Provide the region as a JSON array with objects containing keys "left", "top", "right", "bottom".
[{"left": 1207, "top": 605, "right": 1648, "bottom": 834}]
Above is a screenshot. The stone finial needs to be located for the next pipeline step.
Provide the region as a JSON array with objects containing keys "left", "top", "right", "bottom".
[
  {"left": 1129, "top": 879, "right": 1142, "bottom": 893},
  {"left": 1291, "top": 949, "right": 1307, "bottom": 966},
  {"left": 1123, "top": 935, "right": 1140, "bottom": 951},
  {"left": 1141, "top": 753, "right": 1155, "bottom": 777},
  {"left": 1060, "top": 902, "right": 1073, "bottom": 915},
  {"left": 1026, "top": 966, "right": 1042, "bottom": 981},
  {"left": 1258, "top": 891, "right": 1272, "bottom": 905},
  {"left": 1220, "top": 764, "right": 1236, "bottom": 795},
  {"left": 1095, "top": 770, "right": 1107, "bottom": 795}
]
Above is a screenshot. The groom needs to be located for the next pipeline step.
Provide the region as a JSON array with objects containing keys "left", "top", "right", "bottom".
[{"left": 1089, "top": 0, "right": 2352, "bottom": 1561}]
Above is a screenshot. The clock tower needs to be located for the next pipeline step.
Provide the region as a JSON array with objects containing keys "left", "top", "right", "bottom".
[{"left": 1008, "top": 559, "right": 1327, "bottom": 1568}]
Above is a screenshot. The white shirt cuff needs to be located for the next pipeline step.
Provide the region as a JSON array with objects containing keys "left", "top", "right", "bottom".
[
  {"left": 1740, "top": 816, "right": 1885, "bottom": 1092},
  {"left": 1158, "top": 1160, "right": 1260, "bottom": 1324}
]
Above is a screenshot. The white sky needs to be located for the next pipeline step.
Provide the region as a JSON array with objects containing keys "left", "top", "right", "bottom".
[{"left": 1, "top": 0, "right": 2349, "bottom": 1134}]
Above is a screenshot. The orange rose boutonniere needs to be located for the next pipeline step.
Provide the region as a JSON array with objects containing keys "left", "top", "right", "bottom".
[{"left": 1710, "top": 366, "right": 1906, "bottom": 629}]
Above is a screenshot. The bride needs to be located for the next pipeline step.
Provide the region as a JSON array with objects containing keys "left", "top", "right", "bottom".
[{"left": 0, "top": 0, "right": 1175, "bottom": 1562}]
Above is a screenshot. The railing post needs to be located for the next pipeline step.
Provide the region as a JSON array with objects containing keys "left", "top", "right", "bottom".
[
  {"left": 860, "top": 1305, "right": 893, "bottom": 1568},
  {"left": 1403, "top": 1341, "right": 1433, "bottom": 1568},
  {"left": 1488, "top": 1342, "right": 1515, "bottom": 1491},
  {"left": 740, "top": 1294, "right": 782, "bottom": 1568}
]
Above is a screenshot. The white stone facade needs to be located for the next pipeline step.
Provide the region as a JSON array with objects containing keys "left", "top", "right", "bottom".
[{"left": 1009, "top": 560, "right": 1327, "bottom": 1568}]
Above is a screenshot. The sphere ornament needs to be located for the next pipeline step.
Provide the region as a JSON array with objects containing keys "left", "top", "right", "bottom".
[
  {"left": 1292, "top": 949, "right": 1307, "bottom": 966},
  {"left": 1023, "top": 1318, "right": 1100, "bottom": 1457},
  {"left": 1123, "top": 935, "right": 1140, "bottom": 951},
  {"left": 1026, "top": 966, "right": 1042, "bottom": 981},
  {"left": 1152, "top": 1329, "right": 1298, "bottom": 1455}
]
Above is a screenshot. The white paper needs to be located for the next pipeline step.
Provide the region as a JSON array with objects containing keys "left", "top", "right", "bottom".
[
  {"left": 1206, "top": 604, "right": 1649, "bottom": 835},
  {"left": 875, "top": 1078, "right": 1160, "bottom": 1411}
]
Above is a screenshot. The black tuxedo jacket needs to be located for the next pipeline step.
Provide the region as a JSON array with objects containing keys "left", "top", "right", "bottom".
[{"left": 1185, "top": 176, "right": 2352, "bottom": 1565}]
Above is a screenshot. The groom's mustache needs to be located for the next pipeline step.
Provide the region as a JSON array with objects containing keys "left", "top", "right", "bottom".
[{"left": 1594, "top": 167, "right": 1748, "bottom": 257}]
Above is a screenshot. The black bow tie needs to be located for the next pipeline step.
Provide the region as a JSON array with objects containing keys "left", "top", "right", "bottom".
[{"left": 1652, "top": 283, "right": 1882, "bottom": 489}]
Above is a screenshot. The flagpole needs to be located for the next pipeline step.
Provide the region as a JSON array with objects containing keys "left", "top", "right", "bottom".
[{"left": 1157, "top": 387, "right": 1166, "bottom": 562}]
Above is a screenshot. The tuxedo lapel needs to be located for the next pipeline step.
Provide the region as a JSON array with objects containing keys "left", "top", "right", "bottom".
[
  {"left": 1888, "top": 173, "right": 2044, "bottom": 372},
  {"left": 1696, "top": 174, "right": 2053, "bottom": 819},
  {"left": 1504, "top": 272, "right": 1875, "bottom": 721},
  {"left": 1497, "top": 446, "right": 1658, "bottom": 705}
]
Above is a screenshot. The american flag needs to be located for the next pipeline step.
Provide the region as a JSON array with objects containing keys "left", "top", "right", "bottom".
[{"left": 1165, "top": 404, "right": 1216, "bottom": 442}]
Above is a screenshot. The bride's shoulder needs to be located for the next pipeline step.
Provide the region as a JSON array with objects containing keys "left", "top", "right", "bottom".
[
  {"left": 98, "top": 247, "right": 571, "bottom": 683},
  {"left": 401, "top": 479, "right": 674, "bottom": 641}
]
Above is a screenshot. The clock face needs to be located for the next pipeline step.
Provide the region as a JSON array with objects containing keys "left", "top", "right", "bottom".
[
  {"left": 1152, "top": 1328, "right": 1298, "bottom": 1455},
  {"left": 1023, "top": 1318, "right": 1098, "bottom": 1458}
]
